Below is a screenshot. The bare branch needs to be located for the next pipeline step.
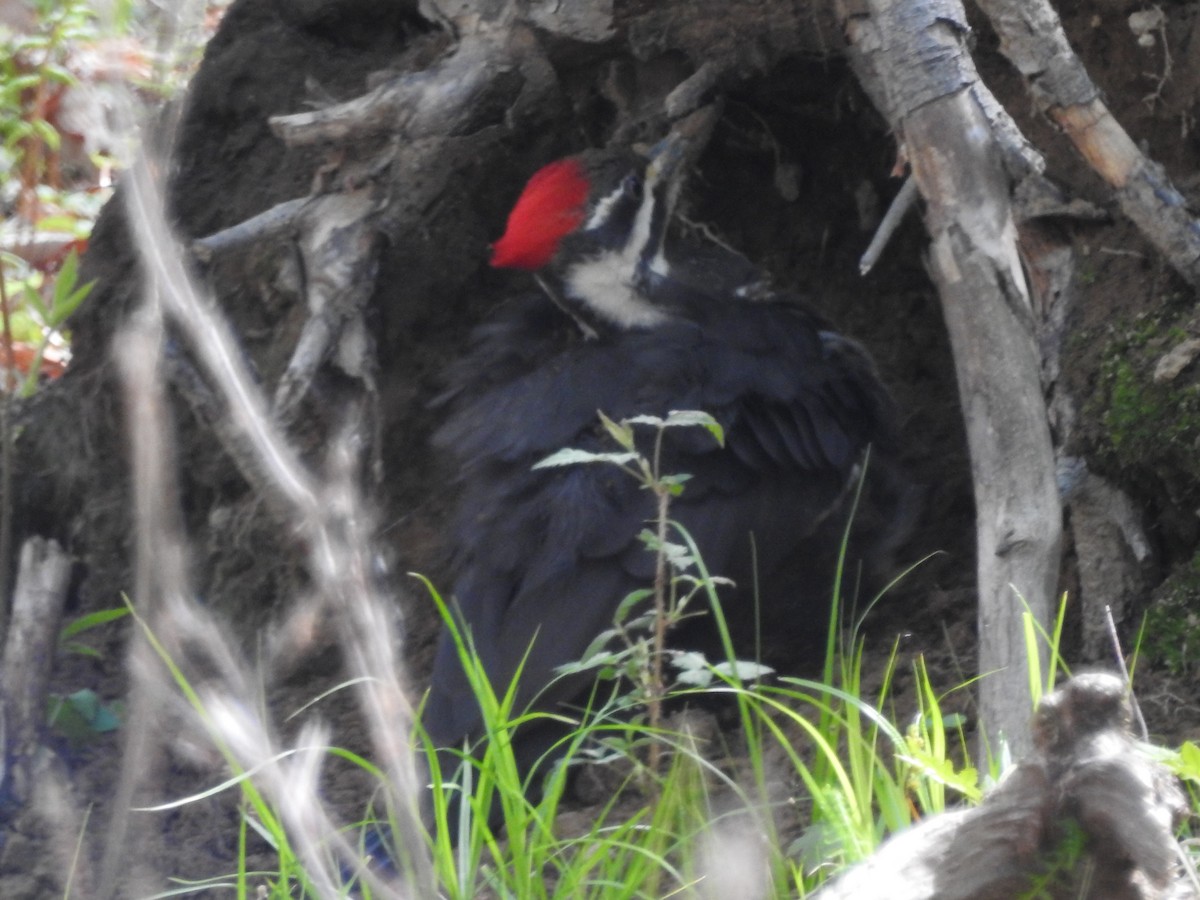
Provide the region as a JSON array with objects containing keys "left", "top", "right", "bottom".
[
  {"left": 0, "top": 537, "right": 72, "bottom": 803},
  {"left": 269, "top": 29, "right": 527, "bottom": 148},
  {"left": 843, "top": 0, "right": 1062, "bottom": 758},
  {"left": 976, "top": 0, "right": 1200, "bottom": 287}
]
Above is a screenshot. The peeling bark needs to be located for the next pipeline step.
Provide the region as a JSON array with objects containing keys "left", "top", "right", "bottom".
[
  {"left": 841, "top": 0, "right": 1061, "bottom": 757},
  {"left": 977, "top": 0, "right": 1200, "bottom": 287}
]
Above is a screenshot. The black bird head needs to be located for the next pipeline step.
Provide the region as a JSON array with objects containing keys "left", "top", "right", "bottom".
[{"left": 490, "top": 109, "right": 716, "bottom": 335}]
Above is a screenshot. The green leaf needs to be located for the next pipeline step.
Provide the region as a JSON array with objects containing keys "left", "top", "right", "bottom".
[
  {"left": 1175, "top": 741, "right": 1200, "bottom": 781},
  {"left": 659, "top": 473, "right": 692, "bottom": 487},
  {"left": 9, "top": 307, "right": 43, "bottom": 344},
  {"left": 665, "top": 544, "right": 693, "bottom": 566},
  {"left": 672, "top": 651, "right": 708, "bottom": 671},
  {"left": 532, "top": 447, "right": 638, "bottom": 470},
  {"left": 660, "top": 473, "right": 692, "bottom": 496},
  {"left": 22, "top": 283, "right": 48, "bottom": 321},
  {"left": 557, "top": 650, "right": 622, "bottom": 677},
  {"left": 30, "top": 118, "right": 61, "bottom": 151},
  {"left": 671, "top": 651, "right": 713, "bottom": 686},
  {"left": 47, "top": 689, "right": 121, "bottom": 741},
  {"left": 17, "top": 341, "right": 48, "bottom": 397},
  {"left": 7, "top": 74, "right": 41, "bottom": 91},
  {"left": 598, "top": 410, "right": 635, "bottom": 450},
  {"left": 624, "top": 414, "right": 665, "bottom": 429},
  {"left": 60, "top": 606, "right": 130, "bottom": 643},
  {"left": 55, "top": 280, "right": 93, "bottom": 322},
  {"left": 675, "top": 667, "right": 713, "bottom": 687},
  {"left": 53, "top": 246, "right": 79, "bottom": 298},
  {"left": 40, "top": 64, "right": 77, "bottom": 86},
  {"left": 50, "top": 251, "right": 93, "bottom": 322},
  {"left": 575, "top": 626, "right": 622, "bottom": 666},
  {"left": 712, "top": 660, "right": 774, "bottom": 682},
  {"left": 35, "top": 214, "right": 81, "bottom": 232},
  {"left": 614, "top": 588, "right": 653, "bottom": 623},
  {"left": 664, "top": 409, "right": 725, "bottom": 445},
  {"left": 4, "top": 125, "right": 35, "bottom": 148},
  {"left": 59, "top": 641, "right": 103, "bottom": 659}
]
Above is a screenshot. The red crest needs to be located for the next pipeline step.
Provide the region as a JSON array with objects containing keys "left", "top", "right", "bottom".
[{"left": 490, "top": 158, "right": 590, "bottom": 270}]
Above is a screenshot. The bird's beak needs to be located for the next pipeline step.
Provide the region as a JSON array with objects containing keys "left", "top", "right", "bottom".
[
  {"left": 644, "top": 134, "right": 687, "bottom": 187},
  {"left": 632, "top": 106, "right": 720, "bottom": 287},
  {"left": 644, "top": 104, "right": 719, "bottom": 191}
]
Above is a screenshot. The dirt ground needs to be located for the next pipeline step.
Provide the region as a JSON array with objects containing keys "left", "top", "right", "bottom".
[{"left": 5, "top": 0, "right": 1200, "bottom": 893}]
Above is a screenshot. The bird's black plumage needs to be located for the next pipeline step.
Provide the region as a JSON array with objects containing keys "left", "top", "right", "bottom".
[
  {"left": 423, "top": 129, "right": 913, "bottom": 794},
  {"left": 426, "top": 290, "right": 909, "bottom": 762}
]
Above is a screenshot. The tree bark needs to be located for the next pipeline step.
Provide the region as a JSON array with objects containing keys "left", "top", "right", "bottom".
[
  {"left": 976, "top": 0, "right": 1200, "bottom": 288},
  {"left": 841, "top": 0, "right": 1062, "bottom": 758}
]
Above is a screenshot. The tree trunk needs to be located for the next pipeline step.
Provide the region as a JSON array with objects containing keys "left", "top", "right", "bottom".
[{"left": 842, "top": 0, "right": 1061, "bottom": 757}]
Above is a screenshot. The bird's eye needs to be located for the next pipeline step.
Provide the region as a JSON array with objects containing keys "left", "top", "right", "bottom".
[{"left": 623, "top": 173, "right": 644, "bottom": 200}]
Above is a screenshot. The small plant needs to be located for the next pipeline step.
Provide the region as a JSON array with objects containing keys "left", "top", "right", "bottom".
[
  {"left": 45, "top": 604, "right": 129, "bottom": 743},
  {"left": 2, "top": 246, "right": 92, "bottom": 394},
  {"left": 538, "top": 409, "right": 770, "bottom": 779},
  {"left": 57, "top": 603, "right": 129, "bottom": 659},
  {"left": 414, "top": 412, "right": 978, "bottom": 895},
  {"left": 1142, "top": 554, "right": 1200, "bottom": 677}
]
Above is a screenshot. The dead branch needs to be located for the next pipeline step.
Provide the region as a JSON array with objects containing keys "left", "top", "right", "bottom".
[
  {"left": 841, "top": 0, "right": 1062, "bottom": 758},
  {"left": 190, "top": 196, "right": 308, "bottom": 263},
  {"left": 976, "top": 0, "right": 1200, "bottom": 287},
  {"left": 267, "top": 27, "right": 530, "bottom": 148},
  {"left": 188, "top": 19, "right": 561, "bottom": 471},
  {"left": 815, "top": 673, "right": 1192, "bottom": 900},
  {"left": 0, "top": 539, "right": 93, "bottom": 896},
  {"left": 0, "top": 537, "right": 72, "bottom": 804},
  {"left": 859, "top": 176, "right": 918, "bottom": 275},
  {"left": 272, "top": 172, "right": 388, "bottom": 421}
]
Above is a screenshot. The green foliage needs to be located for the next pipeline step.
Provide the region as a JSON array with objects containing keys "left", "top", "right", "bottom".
[
  {"left": 540, "top": 410, "right": 737, "bottom": 782},
  {"left": 13, "top": 246, "right": 93, "bottom": 394},
  {"left": 0, "top": 0, "right": 101, "bottom": 178},
  {"left": 1153, "top": 740, "right": 1200, "bottom": 882},
  {"left": 414, "top": 570, "right": 979, "bottom": 898},
  {"left": 1104, "top": 357, "right": 1174, "bottom": 457},
  {"left": 46, "top": 688, "right": 120, "bottom": 743},
  {"left": 44, "top": 604, "right": 130, "bottom": 742},
  {"left": 1089, "top": 316, "right": 1200, "bottom": 509},
  {"left": 410, "top": 417, "right": 978, "bottom": 895},
  {"left": 0, "top": 0, "right": 113, "bottom": 390},
  {"left": 1142, "top": 551, "right": 1200, "bottom": 676},
  {"left": 58, "top": 604, "right": 130, "bottom": 659},
  {"left": 133, "top": 409, "right": 987, "bottom": 897},
  {"left": 1021, "top": 590, "right": 1072, "bottom": 710}
]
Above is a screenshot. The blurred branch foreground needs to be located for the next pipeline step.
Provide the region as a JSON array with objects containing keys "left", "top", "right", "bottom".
[{"left": 816, "top": 673, "right": 1192, "bottom": 900}]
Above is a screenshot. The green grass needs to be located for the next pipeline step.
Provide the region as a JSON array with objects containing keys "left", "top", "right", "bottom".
[
  {"left": 133, "top": 555, "right": 989, "bottom": 897},
  {"left": 390, "top": 575, "right": 983, "bottom": 898},
  {"left": 139, "top": 576, "right": 1200, "bottom": 899},
  {"left": 136, "top": 414, "right": 991, "bottom": 897},
  {"left": 136, "top": 413, "right": 1153, "bottom": 897}
]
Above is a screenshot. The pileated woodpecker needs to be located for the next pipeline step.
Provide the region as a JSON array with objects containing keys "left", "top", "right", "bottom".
[{"left": 425, "top": 117, "right": 912, "bottom": 788}]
